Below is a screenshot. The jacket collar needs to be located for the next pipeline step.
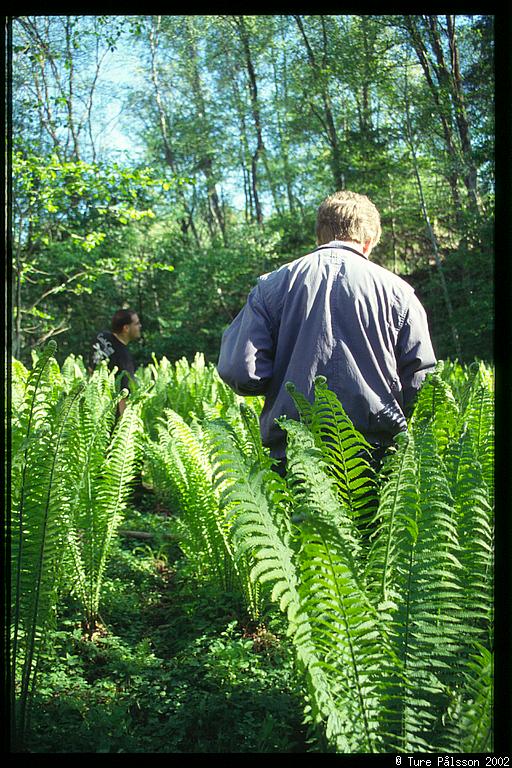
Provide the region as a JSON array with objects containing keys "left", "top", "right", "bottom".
[{"left": 314, "top": 240, "right": 368, "bottom": 259}]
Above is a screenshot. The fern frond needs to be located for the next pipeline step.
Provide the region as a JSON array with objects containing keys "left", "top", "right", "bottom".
[
  {"left": 64, "top": 367, "right": 140, "bottom": 627},
  {"left": 446, "top": 644, "right": 493, "bottom": 752},
  {"left": 11, "top": 343, "right": 84, "bottom": 746},
  {"left": 88, "top": 401, "right": 143, "bottom": 620},
  {"left": 438, "top": 359, "right": 470, "bottom": 402},
  {"left": 393, "top": 425, "right": 477, "bottom": 752},
  {"left": 64, "top": 365, "right": 118, "bottom": 613},
  {"left": 366, "top": 430, "right": 419, "bottom": 608},
  {"left": 208, "top": 421, "right": 355, "bottom": 748},
  {"left": 444, "top": 426, "right": 493, "bottom": 647},
  {"left": 158, "top": 409, "right": 238, "bottom": 594},
  {"left": 60, "top": 354, "right": 86, "bottom": 392},
  {"left": 409, "top": 362, "right": 459, "bottom": 457},
  {"left": 459, "top": 362, "right": 494, "bottom": 506},
  {"left": 12, "top": 341, "right": 60, "bottom": 666},
  {"left": 143, "top": 420, "right": 187, "bottom": 510},
  {"left": 282, "top": 418, "right": 396, "bottom": 751},
  {"left": 280, "top": 419, "right": 364, "bottom": 573},
  {"left": 286, "top": 378, "right": 378, "bottom": 539}
]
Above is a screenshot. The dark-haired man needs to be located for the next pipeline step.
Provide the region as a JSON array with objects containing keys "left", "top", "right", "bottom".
[
  {"left": 89, "top": 308, "right": 142, "bottom": 415},
  {"left": 217, "top": 190, "right": 437, "bottom": 473}
]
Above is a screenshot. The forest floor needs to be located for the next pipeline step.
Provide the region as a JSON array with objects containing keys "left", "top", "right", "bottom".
[{"left": 24, "top": 488, "right": 310, "bottom": 753}]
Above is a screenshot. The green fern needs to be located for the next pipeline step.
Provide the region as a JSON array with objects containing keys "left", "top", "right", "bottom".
[
  {"left": 138, "top": 355, "right": 175, "bottom": 440},
  {"left": 151, "top": 409, "right": 239, "bottom": 593},
  {"left": 409, "top": 361, "right": 460, "bottom": 457},
  {"left": 365, "top": 431, "right": 419, "bottom": 608},
  {"left": 10, "top": 342, "right": 85, "bottom": 748},
  {"left": 143, "top": 421, "right": 187, "bottom": 512},
  {"left": 208, "top": 414, "right": 392, "bottom": 752},
  {"left": 395, "top": 426, "right": 479, "bottom": 751},
  {"left": 445, "top": 644, "right": 493, "bottom": 752},
  {"left": 438, "top": 358, "right": 471, "bottom": 401},
  {"left": 444, "top": 426, "right": 493, "bottom": 646},
  {"left": 89, "top": 400, "right": 143, "bottom": 625},
  {"left": 208, "top": 420, "right": 353, "bottom": 750},
  {"left": 60, "top": 353, "right": 86, "bottom": 392},
  {"left": 64, "top": 364, "right": 143, "bottom": 632},
  {"left": 286, "top": 377, "right": 379, "bottom": 540},
  {"left": 285, "top": 419, "right": 398, "bottom": 752},
  {"left": 10, "top": 353, "right": 488, "bottom": 755},
  {"left": 458, "top": 362, "right": 494, "bottom": 506}
]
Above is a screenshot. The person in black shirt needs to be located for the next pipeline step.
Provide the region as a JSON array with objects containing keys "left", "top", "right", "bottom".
[{"left": 89, "top": 308, "right": 142, "bottom": 415}]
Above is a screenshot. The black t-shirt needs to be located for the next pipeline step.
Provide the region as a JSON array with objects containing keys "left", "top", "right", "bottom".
[{"left": 90, "top": 330, "right": 137, "bottom": 392}]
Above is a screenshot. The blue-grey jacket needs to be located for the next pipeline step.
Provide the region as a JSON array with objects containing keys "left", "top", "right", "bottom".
[{"left": 217, "top": 241, "right": 437, "bottom": 458}]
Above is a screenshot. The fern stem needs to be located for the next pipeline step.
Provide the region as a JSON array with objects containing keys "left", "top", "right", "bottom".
[
  {"left": 379, "top": 444, "right": 411, "bottom": 602},
  {"left": 319, "top": 528, "right": 375, "bottom": 752},
  {"left": 400, "top": 521, "right": 418, "bottom": 750},
  {"left": 11, "top": 346, "right": 56, "bottom": 743},
  {"left": 18, "top": 384, "right": 82, "bottom": 741}
]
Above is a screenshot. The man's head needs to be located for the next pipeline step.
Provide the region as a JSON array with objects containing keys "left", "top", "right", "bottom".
[
  {"left": 111, "top": 309, "right": 142, "bottom": 344},
  {"left": 316, "top": 190, "right": 381, "bottom": 254}
]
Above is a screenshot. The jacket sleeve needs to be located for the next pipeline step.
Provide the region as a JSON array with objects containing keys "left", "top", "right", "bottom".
[
  {"left": 396, "top": 293, "right": 437, "bottom": 415},
  {"left": 217, "top": 282, "right": 275, "bottom": 396}
]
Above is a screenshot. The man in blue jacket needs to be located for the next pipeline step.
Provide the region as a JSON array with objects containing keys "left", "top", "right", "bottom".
[{"left": 217, "top": 190, "right": 437, "bottom": 472}]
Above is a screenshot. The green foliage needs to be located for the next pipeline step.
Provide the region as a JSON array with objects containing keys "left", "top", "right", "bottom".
[
  {"left": 10, "top": 345, "right": 144, "bottom": 748},
  {"left": 10, "top": 350, "right": 494, "bottom": 753},
  {"left": 283, "top": 420, "right": 392, "bottom": 752},
  {"left": 60, "top": 353, "right": 87, "bottom": 392},
  {"left": 65, "top": 365, "right": 144, "bottom": 632},
  {"left": 12, "top": 149, "right": 181, "bottom": 362},
  {"left": 286, "top": 376, "right": 378, "bottom": 537},
  {"left": 12, "top": 15, "right": 493, "bottom": 366},
  {"left": 139, "top": 225, "right": 285, "bottom": 363},
  {"left": 24, "top": 542, "right": 306, "bottom": 753},
  {"left": 406, "top": 237, "right": 493, "bottom": 363},
  {"left": 138, "top": 350, "right": 267, "bottom": 622},
  {"left": 11, "top": 341, "right": 84, "bottom": 747},
  {"left": 156, "top": 358, "right": 493, "bottom": 752}
]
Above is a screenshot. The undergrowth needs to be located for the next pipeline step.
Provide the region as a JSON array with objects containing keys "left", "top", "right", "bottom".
[{"left": 23, "top": 497, "right": 308, "bottom": 753}]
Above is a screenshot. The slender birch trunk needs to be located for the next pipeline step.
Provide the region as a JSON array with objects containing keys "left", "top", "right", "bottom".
[{"left": 404, "top": 62, "right": 462, "bottom": 359}]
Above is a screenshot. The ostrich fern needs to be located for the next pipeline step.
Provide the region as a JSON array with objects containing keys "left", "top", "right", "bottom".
[
  {"left": 286, "top": 377, "right": 378, "bottom": 538},
  {"left": 207, "top": 420, "right": 355, "bottom": 751},
  {"left": 409, "top": 362, "right": 459, "bottom": 457},
  {"left": 459, "top": 362, "right": 494, "bottom": 506},
  {"left": 145, "top": 408, "right": 256, "bottom": 608},
  {"left": 283, "top": 419, "right": 395, "bottom": 752},
  {"left": 389, "top": 426, "right": 473, "bottom": 752},
  {"left": 65, "top": 365, "right": 143, "bottom": 633},
  {"left": 444, "top": 425, "right": 493, "bottom": 644},
  {"left": 9, "top": 353, "right": 489, "bottom": 754},
  {"left": 10, "top": 342, "right": 85, "bottom": 748},
  {"left": 205, "top": 371, "right": 493, "bottom": 753},
  {"left": 60, "top": 353, "right": 86, "bottom": 392}
]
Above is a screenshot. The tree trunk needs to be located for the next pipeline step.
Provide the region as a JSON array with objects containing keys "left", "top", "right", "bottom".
[
  {"left": 405, "top": 15, "right": 480, "bottom": 219},
  {"left": 444, "top": 15, "right": 480, "bottom": 213},
  {"left": 404, "top": 60, "right": 462, "bottom": 359},
  {"left": 149, "top": 16, "right": 201, "bottom": 248},
  {"left": 387, "top": 175, "right": 398, "bottom": 274},
  {"left": 184, "top": 18, "right": 228, "bottom": 244},
  {"left": 235, "top": 16, "right": 264, "bottom": 225},
  {"left": 294, "top": 15, "right": 344, "bottom": 190},
  {"left": 14, "top": 247, "right": 23, "bottom": 360},
  {"left": 228, "top": 53, "right": 254, "bottom": 222},
  {"left": 273, "top": 21, "right": 295, "bottom": 215}
]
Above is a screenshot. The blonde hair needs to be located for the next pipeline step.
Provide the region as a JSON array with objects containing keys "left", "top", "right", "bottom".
[{"left": 316, "top": 190, "right": 381, "bottom": 248}]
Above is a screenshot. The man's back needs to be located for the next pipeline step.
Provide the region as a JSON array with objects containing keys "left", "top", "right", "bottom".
[
  {"left": 90, "top": 329, "right": 136, "bottom": 392},
  {"left": 218, "top": 241, "right": 436, "bottom": 458}
]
